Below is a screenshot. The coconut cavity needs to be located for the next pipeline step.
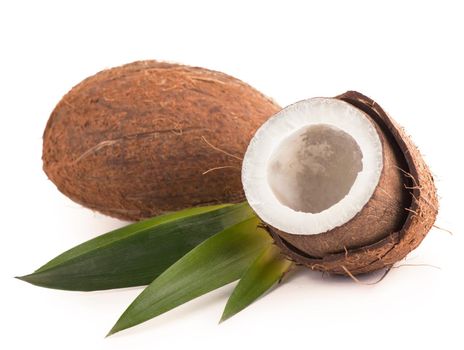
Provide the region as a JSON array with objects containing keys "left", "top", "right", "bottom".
[
  {"left": 242, "top": 97, "right": 384, "bottom": 236},
  {"left": 267, "top": 124, "right": 363, "bottom": 214}
]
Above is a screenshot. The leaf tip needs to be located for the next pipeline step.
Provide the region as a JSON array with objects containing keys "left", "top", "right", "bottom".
[
  {"left": 15, "top": 274, "right": 32, "bottom": 283},
  {"left": 106, "top": 324, "right": 121, "bottom": 338},
  {"left": 219, "top": 311, "right": 232, "bottom": 324},
  {"left": 107, "top": 315, "right": 132, "bottom": 337}
]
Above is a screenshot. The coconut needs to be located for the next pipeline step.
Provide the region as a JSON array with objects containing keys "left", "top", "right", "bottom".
[
  {"left": 43, "top": 60, "right": 280, "bottom": 221},
  {"left": 242, "top": 91, "right": 438, "bottom": 275}
]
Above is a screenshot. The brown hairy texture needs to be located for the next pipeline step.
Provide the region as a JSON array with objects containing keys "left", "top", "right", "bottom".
[
  {"left": 43, "top": 60, "right": 280, "bottom": 221},
  {"left": 268, "top": 91, "right": 438, "bottom": 275}
]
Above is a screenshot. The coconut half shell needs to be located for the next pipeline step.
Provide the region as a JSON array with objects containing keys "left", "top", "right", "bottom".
[
  {"left": 267, "top": 91, "right": 438, "bottom": 275},
  {"left": 43, "top": 61, "right": 280, "bottom": 221}
]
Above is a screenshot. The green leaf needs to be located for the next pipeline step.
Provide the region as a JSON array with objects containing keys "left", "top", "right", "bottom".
[
  {"left": 220, "top": 244, "right": 293, "bottom": 323},
  {"left": 108, "top": 217, "right": 271, "bottom": 336},
  {"left": 18, "top": 203, "right": 255, "bottom": 291}
]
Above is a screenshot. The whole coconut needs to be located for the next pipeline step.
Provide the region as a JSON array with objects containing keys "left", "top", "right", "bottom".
[{"left": 43, "top": 61, "right": 280, "bottom": 221}]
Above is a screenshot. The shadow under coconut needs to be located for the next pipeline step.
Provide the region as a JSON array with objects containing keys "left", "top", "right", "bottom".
[{"left": 284, "top": 265, "right": 393, "bottom": 287}]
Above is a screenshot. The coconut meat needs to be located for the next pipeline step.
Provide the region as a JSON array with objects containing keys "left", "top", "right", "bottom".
[{"left": 242, "top": 97, "right": 383, "bottom": 235}]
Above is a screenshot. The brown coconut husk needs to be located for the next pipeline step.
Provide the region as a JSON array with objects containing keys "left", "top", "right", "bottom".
[
  {"left": 43, "top": 61, "right": 280, "bottom": 221},
  {"left": 267, "top": 91, "right": 438, "bottom": 275}
]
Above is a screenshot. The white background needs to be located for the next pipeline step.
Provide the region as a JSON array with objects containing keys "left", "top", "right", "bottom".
[{"left": 1, "top": 1, "right": 462, "bottom": 349}]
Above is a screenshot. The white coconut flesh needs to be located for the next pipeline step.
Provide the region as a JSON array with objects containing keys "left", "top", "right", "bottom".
[{"left": 242, "top": 97, "right": 383, "bottom": 235}]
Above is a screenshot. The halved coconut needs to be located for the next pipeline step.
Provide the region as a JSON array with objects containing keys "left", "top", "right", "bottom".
[{"left": 242, "top": 91, "right": 438, "bottom": 275}]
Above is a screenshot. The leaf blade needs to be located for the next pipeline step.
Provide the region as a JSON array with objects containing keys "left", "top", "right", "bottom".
[
  {"left": 37, "top": 204, "right": 228, "bottom": 273},
  {"left": 18, "top": 203, "right": 254, "bottom": 291},
  {"left": 220, "top": 244, "right": 293, "bottom": 322},
  {"left": 108, "top": 217, "right": 271, "bottom": 336}
]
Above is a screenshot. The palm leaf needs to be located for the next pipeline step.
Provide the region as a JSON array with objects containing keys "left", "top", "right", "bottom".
[
  {"left": 108, "top": 217, "right": 271, "bottom": 336},
  {"left": 220, "top": 244, "right": 293, "bottom": 322},
  {"left": 18, "top": 203, "right": 254, "bottom": 291}
]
